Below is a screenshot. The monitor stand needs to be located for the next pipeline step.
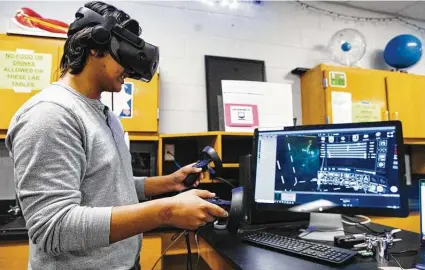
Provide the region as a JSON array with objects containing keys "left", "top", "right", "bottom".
[{"left": 298, "top": 213, "right": 345, "bottom": 242}]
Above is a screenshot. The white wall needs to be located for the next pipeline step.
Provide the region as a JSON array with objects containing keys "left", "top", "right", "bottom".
[{"left": 1, "top": 1, "right": 425, "bottom": 133}]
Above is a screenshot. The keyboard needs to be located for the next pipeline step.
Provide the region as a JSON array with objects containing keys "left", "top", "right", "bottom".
[{"left": 241, "top": 231, "right": 358, "bottom": 265}]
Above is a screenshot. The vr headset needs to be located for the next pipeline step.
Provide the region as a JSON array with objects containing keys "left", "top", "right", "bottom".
[{"left": 67, "top": 7, "right": 159, "bottom": 82}]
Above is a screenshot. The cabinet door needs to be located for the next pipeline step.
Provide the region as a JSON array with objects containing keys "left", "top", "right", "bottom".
[
  {"left": 0, "top": 35, "right": 60, "bottom": 130},
  {"left": 324, "top": 68, "right": 387, "bottom": 124},
  {"left": 386, "top": 74, "right": 425, "bottom": 138},
  {"left": 118, "top": 73, "right": 159, "bottom": 132}
]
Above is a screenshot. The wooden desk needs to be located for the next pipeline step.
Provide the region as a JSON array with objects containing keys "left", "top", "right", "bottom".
[
  {"left": 0, "top": 213, "right": 420, "bottom": 270},
  {"left": 372, "top": 212, "right": 419, "bottom": 233}
]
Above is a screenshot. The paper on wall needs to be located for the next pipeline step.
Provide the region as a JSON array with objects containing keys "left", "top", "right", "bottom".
[
  {"left": 352, "top": 101, "right": 381, "bottom": 123},
  {"left": 0, "top": 50, "right": 52, "bottom": 92},
  {"left": 331, "top": 91, "right": 352, "bottom": 124}
]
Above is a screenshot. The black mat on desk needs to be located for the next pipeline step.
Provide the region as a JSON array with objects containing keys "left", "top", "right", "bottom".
[{"left": 199, "top": 221, "right": 420, "bottom": 270}]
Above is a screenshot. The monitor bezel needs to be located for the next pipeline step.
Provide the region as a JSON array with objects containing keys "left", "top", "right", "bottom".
[
  {"left": 420, "top": 179, "right": 425, "bottom": 246},
  {"left": 251, "top": 121, "right": 409, "bottom": 218}
]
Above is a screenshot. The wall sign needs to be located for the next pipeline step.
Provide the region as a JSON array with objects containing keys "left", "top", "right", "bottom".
[{"left": 0, "top": 50, "right": 52, "bottom": 92}]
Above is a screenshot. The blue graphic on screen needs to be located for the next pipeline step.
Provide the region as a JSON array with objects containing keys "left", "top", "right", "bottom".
[{"left": 270, "top": 127, "right": 401, "bottom": 209}]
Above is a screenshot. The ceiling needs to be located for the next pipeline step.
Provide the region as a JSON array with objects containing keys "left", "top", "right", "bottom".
[{"left": 336, "top": 1, "right": 425, "bottom": 22}]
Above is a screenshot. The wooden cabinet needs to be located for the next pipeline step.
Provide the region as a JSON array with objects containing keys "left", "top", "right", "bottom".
[
  {"left": 386, "top": 73, "right": 425, "bottom": 139},
  {"left": 120, "top": 73, "right": 160, "bottom": 133},
  {"left": 0, "top": 34, "right": 160, "bottom": 140},
  {"left": 301, "top": 64, "right": 425, "bottom": 143},
  {"left": 158, "top": 131, "right": 253, "bottom": 183},
  {"left": 0, "top": 34, "right": 62, "bottom": 131}
]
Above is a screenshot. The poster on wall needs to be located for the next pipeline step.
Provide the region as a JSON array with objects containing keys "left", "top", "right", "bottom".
[
  {"left": 221, "top": 80, "right": 293, "bottom": 132},
  {"left": 7, "top": 7, "right": 69, "bottom": 39},
  {"left": 0, "top": 49, "right": 52, "bottom": 92},
  {"left": 224, "top": 104, "right": 259, "bottom": 127},
  {"left": 352, "top": 101, "right": 381, "bottom": 122},
  {"left": 331, "top": 91, "right": 352, "bottom": 124},
  {"left": 113, "top": 82, "right": 134, "bottom": 119}
]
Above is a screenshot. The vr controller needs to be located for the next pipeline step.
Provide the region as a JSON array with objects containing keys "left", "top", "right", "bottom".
[
  {"left": 203, "top": 187, "right": 244, "bottom": 234},
  {"left": 68, "top": 7, "right": 159, "bottom": 82},
  {"left": 183, "top": 146, "right": 223, "bottom": 187}
]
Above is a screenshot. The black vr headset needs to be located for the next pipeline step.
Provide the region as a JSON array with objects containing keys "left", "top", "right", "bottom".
[{"left": 67, "top": 7, "right": 159, "bottom": 82}]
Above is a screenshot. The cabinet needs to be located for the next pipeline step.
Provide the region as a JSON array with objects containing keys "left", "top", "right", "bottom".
[
  {"left": 0, "top": 34, "right": 160, "bottom": 141},
  {"left": 386, "top": 73, "right": 425, "bottom": 139},
  {"left": 0, "top": 34, "right": 62, "bottom": 132},
  {"left": 301, "top": 64, "right": 425, "bottom": 143},
  {"left": 158, "top": 132, "right": 253, "bottom": 183},
  {"left": 120, "top": 73, "right": 160, "bottom": 134}
]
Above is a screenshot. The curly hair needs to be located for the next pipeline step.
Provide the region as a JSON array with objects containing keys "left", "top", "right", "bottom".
[{"left": 59, "top": 1, "right": 141, "bottom": 77}]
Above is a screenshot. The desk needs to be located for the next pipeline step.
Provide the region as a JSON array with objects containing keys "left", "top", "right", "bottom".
[
  {"left": 199, "top": 221, "right": 420, "bottom": 270},
  {"left": 0, "top": 213, "right": 422, "bottom": 269}
]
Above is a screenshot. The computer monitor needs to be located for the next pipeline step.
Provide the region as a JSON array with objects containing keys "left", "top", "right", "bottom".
[
  {"left": 420, "top": 180, "right": 425, "bottom": 246},
  {"left": 252, "top": 121, "right": 408, "bottom": 241}
]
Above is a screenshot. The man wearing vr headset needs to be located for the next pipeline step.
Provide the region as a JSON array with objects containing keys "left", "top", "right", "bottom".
[{"left": 5, "top": 1, "right": 228, "bottom": 269}]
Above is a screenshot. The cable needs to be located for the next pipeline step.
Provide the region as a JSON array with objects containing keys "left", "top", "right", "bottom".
[
  {"left": 297, "top": 228, "right": 349, "bottom": 239},
  {"left": 389, "top": 249, "right": 419, "bottom": 256},
  {"left": 342, "top": 215, "right": 371, "bottom": 225},
  {"left": 389, "top": 253, "right": 405, "bottom": 270},
  {"left": 213, "top": 176, "right": 236, "bottom": 188},
  {"left": 185, "top": 231, "right": 193, "bottom": 270},
  {"left": 150, "top": 230, "right": 186, "bottom": 270},
  {"left": 343, "top": 215, "right": 384, "bottom": 235},
  {"left": 194, "top": 232, "right": 200, "bottom": 270}
]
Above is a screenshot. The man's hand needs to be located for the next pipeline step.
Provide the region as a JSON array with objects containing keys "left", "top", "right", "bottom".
[
  {"left": 169, "top": 163, "right": 205, "bottom": 191},
  {"left": 160, "top": 189, "right": 228, "bottom": 230}
]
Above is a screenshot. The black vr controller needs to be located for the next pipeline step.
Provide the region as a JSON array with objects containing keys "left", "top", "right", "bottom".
[
  {"left": 183, "top": 146, "right": 223, "bottom": 187},
  {"left": 203, "top": 187, "right": 244, "bottom": 234}
]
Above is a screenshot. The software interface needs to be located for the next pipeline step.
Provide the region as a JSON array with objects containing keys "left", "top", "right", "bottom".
[{"left": 254, "top": 126, "right": 402, "bottom": 210}]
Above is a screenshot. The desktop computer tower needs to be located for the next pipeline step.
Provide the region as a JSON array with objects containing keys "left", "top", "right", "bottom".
[{"left": 239, "top": 154, "right": 308, "bottom": 224}]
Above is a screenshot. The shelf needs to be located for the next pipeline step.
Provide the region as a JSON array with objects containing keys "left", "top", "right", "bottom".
[
  {"left": 404, "top": 138, "right": 425, "bottom": 145},
  {"left": 223, "top": 163, "right": 239, "bottom": 168},
  {"left": 128, "top": 132, "right": 159, "bottom": 141},
  {"left": 160, "top": 131, "right": 253, "bottom": 139}
]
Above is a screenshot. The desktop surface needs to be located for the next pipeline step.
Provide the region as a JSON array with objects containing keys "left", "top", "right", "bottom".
[{"left": 199, "top": 221, "right": 420, "bottom": 270}]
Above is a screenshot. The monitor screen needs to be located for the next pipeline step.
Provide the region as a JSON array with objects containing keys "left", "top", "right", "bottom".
[{"left": 252, "top": 121, "right": 408, "bottom": 217}]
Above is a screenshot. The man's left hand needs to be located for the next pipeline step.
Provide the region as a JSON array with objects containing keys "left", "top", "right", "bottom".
[{"left": 169, "top": 163, "right": 204, "bottom": 191}]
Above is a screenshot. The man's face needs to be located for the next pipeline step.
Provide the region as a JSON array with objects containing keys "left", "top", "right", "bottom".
[{"left": 93, "top": 52, "right": 128, "bottom": 93}]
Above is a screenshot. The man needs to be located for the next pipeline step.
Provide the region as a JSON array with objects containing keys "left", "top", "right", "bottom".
[{"left": 5, "top": 1, "right": 228, "bottom": 269}]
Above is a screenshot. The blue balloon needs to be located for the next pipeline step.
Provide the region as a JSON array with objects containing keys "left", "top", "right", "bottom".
[
  {"left": 341, "top": 42, "right": 352, "bottom": 52},
  {"left": 384, "top": 34, "right": 423, "bottom": 69}
]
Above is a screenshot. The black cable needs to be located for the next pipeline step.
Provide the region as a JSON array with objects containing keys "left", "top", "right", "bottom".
[
  {"left": 389, "top": 249, "right": 419, "bottom": 256},
  {"left": 214, "top": 177, "right": 236, "bottom": 188},
  {"left": 185, "top": 231, "right": 192, "bottom": 270},
  {"left": 342, "top": 215, "right": 384, "bottom": 235}
]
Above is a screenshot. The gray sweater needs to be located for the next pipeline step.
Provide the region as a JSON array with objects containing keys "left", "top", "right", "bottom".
[{"left": 5, "top": 82, "right": 146, "bottom": 269}]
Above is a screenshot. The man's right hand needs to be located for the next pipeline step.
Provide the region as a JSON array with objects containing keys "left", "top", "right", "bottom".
[{"left": 161, "top": 189, "right": 229, "bottom": 230}]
